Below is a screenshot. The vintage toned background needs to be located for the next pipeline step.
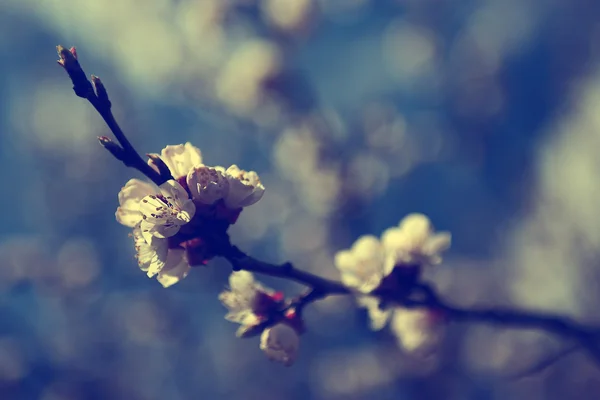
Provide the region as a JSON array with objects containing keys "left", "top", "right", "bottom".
[{"left": 1, "top": 0, "right": 600, "bottom": 399}]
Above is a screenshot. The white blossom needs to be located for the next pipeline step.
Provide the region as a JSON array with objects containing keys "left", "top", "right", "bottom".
[
  {"left": 259, "top": 323, "right": 300, "bottom": 366},
  {"left": 139, "top": 180, "right": 196, "bottom": 239},
  {"left": 220, "top": 165, "right": 265, "bottom": 209},
  {"left": 116, "top": 179, "right": 156, "bottom": 227},
  {"left": 160, "top": 142, "right": 203, "bottom": 178},
  {"left": 186, "top": 165, "right": 230, "bottom": 205},
  {"left": 219, "top": 271, "right": 278, "bottom": 337},
  {"left": 334, "top": 213, "right": 450, "bottom": 354},
  {"left": 381, "top": 213, "right": 451, "bottom": 268},
  {"left": 334, "top": 235, "right": 386, "bottom": 294}
]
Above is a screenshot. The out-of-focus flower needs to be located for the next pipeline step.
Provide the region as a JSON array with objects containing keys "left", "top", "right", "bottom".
[
  {"left": 220, "top": 165, "right": 266, "bottom": 209},
  {"left": 358, "top": 296, "right": 444, "bottom": 356},
  {"left": 334, "top": 213, "right": 450, "bottom": 354},
  {"left": 160, "top": 142, "right": 203, "bottom": 179},
  {"left": 261, "top": 0, "right": 314, "bottom": 33},
  {"left": 138, "top": 180, "right": 196, "bottom": 239},
  {"left": 216, "top": 40, "right": 282, "bottom": 114},
  {"left": 390, "top": 307, "right": 444, "bottom": 355},
  {"left": 260, "top": 322, "right": 300, "bottom": 367},
  {"left": 381, "top": 213, "right": 451, "bottom": 269},
  {"left": 334, "top": 235, "right": 387, "bottom": 294},
  {"left": 356, "top": 296, "right": 392, "bottom": 330},
  {"left": 219, "top": 271, "right": 283, "bottom": 337},
  {"left": 186, "top": 165, "right": 230, "bottom": 205}
]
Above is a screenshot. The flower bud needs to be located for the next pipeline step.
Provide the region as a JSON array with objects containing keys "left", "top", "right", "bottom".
[{"left": 259, "top": 323, "right": 300, "bottom": 366}]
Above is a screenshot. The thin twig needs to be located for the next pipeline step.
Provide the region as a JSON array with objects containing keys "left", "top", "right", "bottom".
[{"left": 56, "top": 45, "right": 170, "bottom": 185}]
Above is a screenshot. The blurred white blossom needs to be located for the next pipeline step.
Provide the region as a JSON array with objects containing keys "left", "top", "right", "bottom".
[
  {"left": 260, "top": 322, "right": 300, "bottom": 367},
  {"left": 381, "top": 213, "right": 451, "bottom": 269},
  {"left": 334, "top": 235, "right": 387, "bottom": 294},
  {"left": 335, "top": 213, "right": 450, "bottom": 353},
  {"left": 358, "top": 296, "right": 443, "bottom": 355}
]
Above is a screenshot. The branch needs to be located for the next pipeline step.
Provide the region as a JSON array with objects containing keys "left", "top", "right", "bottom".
[
  {"left": 220, "top": 243, "right": 350, "bottom": 297},
  {"left": 56, "top": 45, "right": 600, "bottom": 374},
  {"left": 56, "top": 45, "right": 171, "bottom": 185},
  {"left": 216, "top": 240, "right": 600, "bottom": 367}
]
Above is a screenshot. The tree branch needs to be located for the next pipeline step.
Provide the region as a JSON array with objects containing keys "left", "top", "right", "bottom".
[
  {"left": 56, "top": 45, "right": 600, "bottom": 376},
  {"left": 56, "top": 45, "right": 171, "bottom": 185},
  {"left": 216, "top": 241, "right": 600, "bottom": 367}
]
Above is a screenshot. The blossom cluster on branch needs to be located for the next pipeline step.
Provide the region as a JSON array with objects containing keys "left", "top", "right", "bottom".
[{"left": 56, "top": 44, "right": 600, "bottom": 372}]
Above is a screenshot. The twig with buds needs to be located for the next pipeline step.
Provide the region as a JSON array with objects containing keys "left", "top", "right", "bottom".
[
  {"left": 56, "top": 44, "right": 600, "bottom": 373},
  {"left": 56, "top": 45, "right": 171, "bottom": 185}
]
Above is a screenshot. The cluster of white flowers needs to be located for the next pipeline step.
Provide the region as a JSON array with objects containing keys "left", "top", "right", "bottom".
[
  {"left": 115, "top": 143, "right": 265, "bottom": 287},
  {"left": 219, "top": 271, "right": 302, "bottom": 366},
  {"left": 335, "top": 213, "right": 451, "bottom": 355}
]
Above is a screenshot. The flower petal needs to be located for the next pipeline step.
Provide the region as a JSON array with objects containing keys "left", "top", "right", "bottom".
[
  {"left": 160, "top": 142, "right": 203, "bottom": 178},
  {"left": 132, "top": 224, "right": 168, "bottom": 277},
  {"left": 356, "top": 296, "right": 392, "bottom": 330},
  {"left": 157, "top": 248, "right": 190, "bottom": 287},
  {"left": 334, "top": 235, "right": 385, "bottom": 293},
  {"left": 223, "top": 165, "right": 265, "bottom": 209},
  {"left": 116, "top": 179, "right": 156, "bottom": 227}
]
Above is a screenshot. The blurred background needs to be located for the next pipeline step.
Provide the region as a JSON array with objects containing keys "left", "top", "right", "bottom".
[{"left": 2, "top": 0, "right": 600, "bottom": 398}]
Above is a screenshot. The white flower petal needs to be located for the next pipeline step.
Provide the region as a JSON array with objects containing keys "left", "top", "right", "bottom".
[
  {"left": 334, "top": 235, "right": 385, "bottom": 293},
  {"left": 186, "top": 165, "right": 230, "bottom": 204},
  {"left": 356, "top": 296, "right": 392, "bottom": 330},
  {"left": 160, "top": 142, "right": 203, "bottom": 178},
  {"left": 158, "top": 180, "right": 195, "bottom": 223},
  {"left": 132, "top": 224, "right": 168, "bottom": 276},
  {"left": 223, "top": 165, "right": 265, "bottom": 209},
  {"left": 140, "top": 219, "right": 179, "bottom": 240},
  {"left": 220, "top": 271, "right": 265, "bottom": 315},
  {"left": 116, "top": 179, "right": 156, "bottom": 227},
  {"left": 382, "top": 214, "right": 450, "bottom": 267},
  {"left": 157, "top": 248, "right": 190, "bottom": 287},
  {"left": 260, "top": 323, "right": 299, "bottom": 366},
  {"left": 424, "top": 232, "right": 452, "bottom": 259}
]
